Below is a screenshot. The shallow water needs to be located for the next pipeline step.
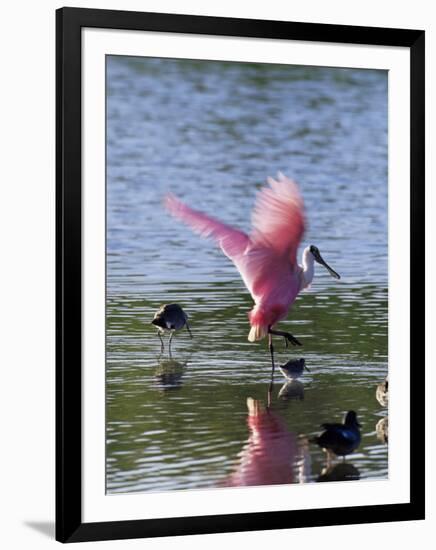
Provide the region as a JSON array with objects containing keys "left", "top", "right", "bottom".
[{"left": 106, "top": 57, "right": 388, "bottom": 494}]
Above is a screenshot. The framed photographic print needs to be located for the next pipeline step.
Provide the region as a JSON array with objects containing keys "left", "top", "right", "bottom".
[{"left": 56, "top": 7, "right": 425, "bottom": 543}]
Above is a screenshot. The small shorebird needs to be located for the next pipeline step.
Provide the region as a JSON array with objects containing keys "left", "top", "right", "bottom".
[
  {"left": 312, "top": 411, "right": 361, "bottom": 458},
  {"left": 279, "top": 358, "right": 309, "bottom": 380},
  {"left": 376, "top": 376, "right": 388, "bottom": 407},
  {"left": 151, "top": 304, "right": 192, "bottom": 353}
]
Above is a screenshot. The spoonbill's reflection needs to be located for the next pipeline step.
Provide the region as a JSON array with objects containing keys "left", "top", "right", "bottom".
[
  {"left": 296, "top": 436, "right": 312, "bottom": 483},
  {"left": 224, "top": 398, "right": 297, "bottom": 487}
]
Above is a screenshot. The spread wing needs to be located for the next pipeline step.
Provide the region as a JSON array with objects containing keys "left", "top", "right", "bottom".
[
  {"left": 250, "top": 172, "right": 305, "bottom": 265},
  {"left": 164, "top": 194, "right": 279, "bottom": 299},
  {"left": 164, "top": 173, "right": 305, "bottom": 301},
  {"left": 164, "top": 193, "right": 249, "bottom": 260}
]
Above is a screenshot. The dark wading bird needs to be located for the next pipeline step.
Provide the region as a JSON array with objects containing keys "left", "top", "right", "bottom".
[
  {"left": 312, "top": 411, "right": 361, "bottom": 460},
  {"left": 151, "top": 304, "right": 192, "bottom": 353},
  {"left": 165, "top": 173, "right": 340, "bottom": 391}
]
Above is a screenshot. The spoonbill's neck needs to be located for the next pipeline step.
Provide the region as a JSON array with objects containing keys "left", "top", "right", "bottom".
[{"left": 301, "top": 246, "right": 315, "bottom": 288}]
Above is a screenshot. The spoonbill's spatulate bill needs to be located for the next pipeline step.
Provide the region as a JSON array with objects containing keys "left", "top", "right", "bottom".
[
  {"left": 151, "top": 303, "right": 192, "bottom": 353},
  {"left": 164, "top": 173, "right": 340, "bottom": 386}
]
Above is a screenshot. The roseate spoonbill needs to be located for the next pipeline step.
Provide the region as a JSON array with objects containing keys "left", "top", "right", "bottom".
[
  {"left": 164, "top": 173, "right": 340, "bottom": 388},
  {"left": 313, "top": 411, "right": 361, "bottom": 458},
  {"left": 376, "top": 376, "right": 388, "bottom": 407},
  {"left": 151, "top": 304, "right": 192, "bottom": 353},
  {"left": 279, "top": 357, "right": 309, "bottom": 380}
]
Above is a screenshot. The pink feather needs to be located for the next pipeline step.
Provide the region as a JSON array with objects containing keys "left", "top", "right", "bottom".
[
  {"left": 251, "top": 172, "right": 305, "bottom": 264},
  {"left": 164, "top": 193, "right": 249, "bottom": 260}
]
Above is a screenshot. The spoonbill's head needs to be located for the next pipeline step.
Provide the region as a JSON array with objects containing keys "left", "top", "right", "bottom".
[{"left": 309, "top": 245, "right": 341, "bottom": 280}]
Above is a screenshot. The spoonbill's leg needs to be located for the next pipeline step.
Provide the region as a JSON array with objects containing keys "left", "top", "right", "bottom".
[
  {"left": 186, "top": 322, "right": 193, "bottom": 338},
  {"left": 268, "top": 332, "right": 275, "bottom": 393},
  {"left": 157, "top": 331, "right": 164, "bottom": 352},
  {"left": 268, "top": 328, "right": 302, "bottom": 347}
]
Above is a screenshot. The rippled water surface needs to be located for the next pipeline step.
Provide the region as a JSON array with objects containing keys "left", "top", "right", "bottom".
[{"left": 106, "top": 57, "right": 388, "bottom": 494}]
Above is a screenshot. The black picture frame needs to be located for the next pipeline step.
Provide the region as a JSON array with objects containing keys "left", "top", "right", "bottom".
[{"left": 56, "top": 6, "right": 425, "bottom": 543}]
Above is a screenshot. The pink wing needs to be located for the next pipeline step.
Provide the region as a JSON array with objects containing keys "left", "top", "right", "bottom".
[
  {"left": 250, "top": 172, "right": 305, "bottom": 265},
  {"left": 164, "top": 193, "right": 270, "bottom": 298},
  {"left": 164, "top": 174, "right": 305, "bottom": 304},
  {"left": 164, "top": 193, "right": 249, "bottom": 260}
]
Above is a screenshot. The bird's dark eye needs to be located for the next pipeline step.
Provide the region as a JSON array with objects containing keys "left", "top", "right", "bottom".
[{"left": 310, "top": 245, "right": 318, "bottom": 254}]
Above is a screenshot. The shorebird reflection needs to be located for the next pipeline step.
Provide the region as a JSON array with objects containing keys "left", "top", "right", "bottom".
[
  {"left": 278, "top": 379, "right": 305, "bottom": 401},
  {"left": 317, "top": 462, "right": 360, "bottom": 482},
  {"left": 154, "top": 358, "right": 188, "bottom": 391}
]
